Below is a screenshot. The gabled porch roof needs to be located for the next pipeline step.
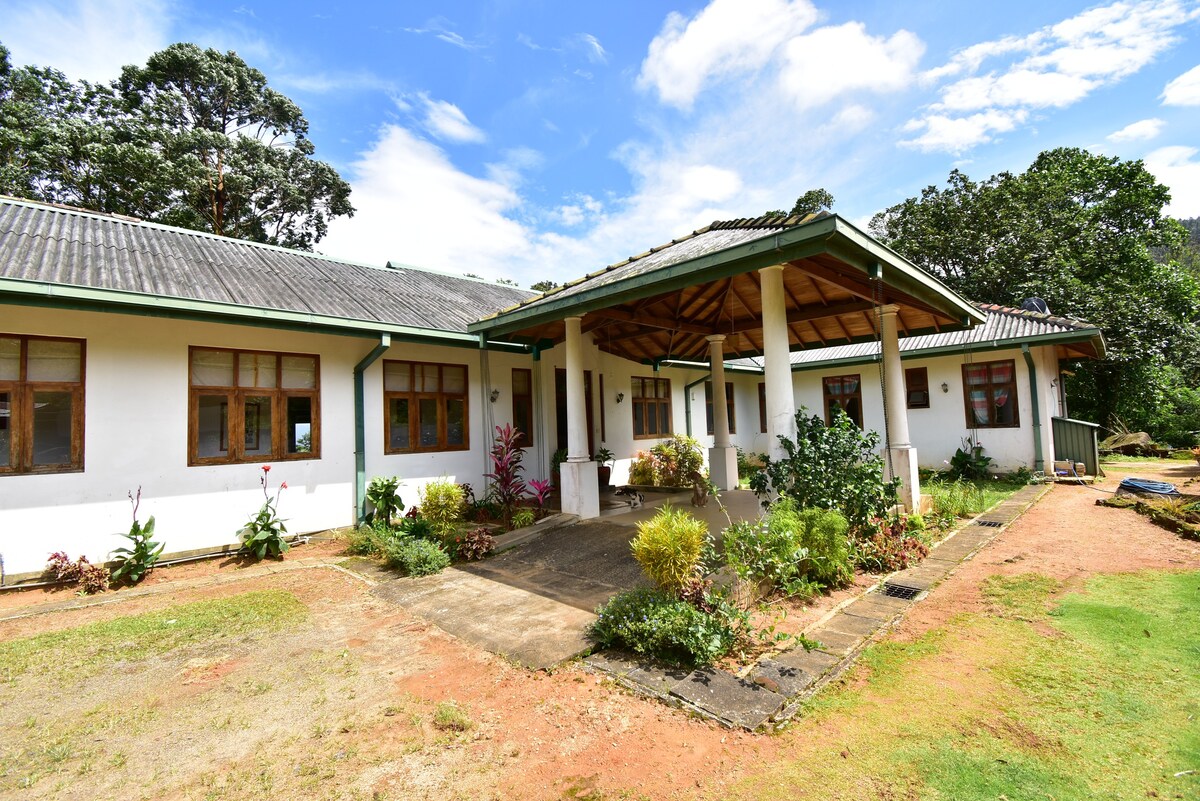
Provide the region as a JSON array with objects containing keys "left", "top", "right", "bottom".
[{"left": 469, "top": 213, "right": 986, "bottom": 361}]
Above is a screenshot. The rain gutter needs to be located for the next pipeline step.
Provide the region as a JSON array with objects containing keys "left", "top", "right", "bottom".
[
  {"left": 1022, "top": 345, "right": 1044, "bottom": 472},
  {"left": 354, "top": 334, "right": 391, "bottom": 522}
]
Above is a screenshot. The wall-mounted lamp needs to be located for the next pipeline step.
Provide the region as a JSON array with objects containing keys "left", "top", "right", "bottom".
[
  {"left": 489, "top": 389, "right": 500, "bottom": 403},
  {"left": 940, "top": 382, "right": 950, "bottom": 394},
  {"left": 616, "top": 392, "right": 625, "bottom": 404}
]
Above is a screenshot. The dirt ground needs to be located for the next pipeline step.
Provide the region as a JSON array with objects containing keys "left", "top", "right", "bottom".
[{"left": 2, "top": 462, "right": 1199, "bottom": 800}]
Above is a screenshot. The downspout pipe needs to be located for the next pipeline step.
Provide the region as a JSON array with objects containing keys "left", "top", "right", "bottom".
[
  {"left": 684, "top": 373, "right": 711, "bottom": 438},
  {"left": 354, "top": 334, "right": 392, "bottom": 523},
  {"left": 1022, "top": 345, "right": 1044, "bottom": 472}
]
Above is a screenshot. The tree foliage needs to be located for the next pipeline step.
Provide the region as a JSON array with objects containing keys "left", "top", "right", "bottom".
[
  {"left": 870, "top": 148, "right": 1199, "bottom": 437},
  {"left": 765, "top": 187, "right": 834, "bottom": 218},
  {"left": 0, "top": 41, "right": 352, "bottom": 250}
]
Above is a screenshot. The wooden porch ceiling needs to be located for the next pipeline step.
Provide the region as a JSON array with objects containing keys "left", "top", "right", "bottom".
[{"left": 504, "top": 253, "right": 964, "bottom": 364}]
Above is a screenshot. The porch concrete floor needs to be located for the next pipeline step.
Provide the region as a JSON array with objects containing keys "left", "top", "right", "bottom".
[{"left": 369, "top": 489, "right": 764, "bottom": 670}]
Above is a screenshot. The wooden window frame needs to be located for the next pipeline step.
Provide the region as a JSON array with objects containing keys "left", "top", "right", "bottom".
[
  {"left": 187, "top": 346, "right": 321, "bottom": 466},
  {"left": 512, "top": 367, "right": 534, "bottom": 448},
  {"left": 758, "top": 382, "right": 767, "bottom": 433},
  {"left": 905, "top": 367, "right": 930, "bottom": 409},
  {"left": 0, "top": 334, "right": 86, "bottom": 475},
  {"left": 704, "top": 381, "right": 736, "bottom": 435},
  {"left": 384, "top": 360, "right": 470, "bottom": 454},
  {"left": 962, "top": 359, "right": 1020, "bottom": 429},
  {"left": 631, "top": 376, "right": 672, "bottom": 440},
  {"left": 822, "top": 374, "right": 863, "bottom": 428}
]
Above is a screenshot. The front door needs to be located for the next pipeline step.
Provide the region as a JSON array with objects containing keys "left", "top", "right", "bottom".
[{"left": 555, "top": 368, "right": 594, "bottom": 455}]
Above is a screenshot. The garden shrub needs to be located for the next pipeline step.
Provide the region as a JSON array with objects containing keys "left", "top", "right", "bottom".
[
  {"left": 365, "top": 475, "right": 403, "bottom": 524},
  {"left": 345, "top": 520, "right": 402, "bottom": 556},
  {"left": 630, "top": 505, "right": 707, "bottom": 594},
  {"left": 650, "top": 434, "right": 704, "bottom": 487},
  {"left": 511, "top": 508, "right": 536, "bottom": 529},
  {"left": 750, "top": 407, "right": 898, "bottom": 535},
  {"left": 484, "top": 424, "right": 528, "bottom": 529},
  {"left": 46, "top": 552, "right": 110, "bottom": 595},
  {"left": 852, "top": 517, "right": 930, "bottom": 573},
  {"left": 383, "top": 537, "right": 450, "bottom": 576},
  {"left": 238, "top": 465, "right": 289, "bottom": 560},
  {"left": 947, "top": 437, "right": 993, "bottom": 479},
  {"left": 628, "top": 451, "right": 656, "bottom": 485},
  {"left": 419, "top": 479, "right": 464, "bottom": 542},
  {"left": 454, "top": 526, "right": 495, "bottom": 561},
  {"left": 724, "top": 500, "right": 850, "bottom": 595},
  {"left": 926, "top": 478, "right": 986, "bottom": 522},
  {"left": 591, "top": 587, "right": 736, "bottom": 667}
]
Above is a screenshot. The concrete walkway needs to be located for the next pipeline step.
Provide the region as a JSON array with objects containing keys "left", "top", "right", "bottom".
[{"left": 365, "top": 489, "right": 765, "bottom": 669}]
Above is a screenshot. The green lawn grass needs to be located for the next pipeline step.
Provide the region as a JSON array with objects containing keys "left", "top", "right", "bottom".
[
  {"left": 733, "top": 570, "right": 1200, "bottom": 800},
  {"left": 0, "top": 589, "right": 307, "bottom": 685}
]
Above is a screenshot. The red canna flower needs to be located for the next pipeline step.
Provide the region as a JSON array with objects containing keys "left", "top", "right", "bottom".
[
  {"left": 262, "top": 465, "right": 271, "bottom": 473},
  {"left": 280, "top": 482, "right": 288, "bottom": 489}
]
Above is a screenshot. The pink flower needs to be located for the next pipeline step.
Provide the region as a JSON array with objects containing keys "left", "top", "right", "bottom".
[{"left": 280, "top": 482, "right": 288, "bottom": 489}]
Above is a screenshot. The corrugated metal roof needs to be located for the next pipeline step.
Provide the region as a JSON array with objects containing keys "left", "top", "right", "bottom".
[
  {"left": 726, "top": 303, "right": 1102, "bottom": 369},
  {"left": 479, "top": 213, "right": 823, "bottom": 320},
  {"left": 0, "top": 197, "right": 534, "bottom": 333}
]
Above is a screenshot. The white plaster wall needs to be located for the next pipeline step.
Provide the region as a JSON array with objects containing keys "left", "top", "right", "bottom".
[{"left": 0, "top": 306, "right": 366, "bottom": 577}]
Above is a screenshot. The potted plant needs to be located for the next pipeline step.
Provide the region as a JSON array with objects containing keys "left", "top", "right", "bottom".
[
  {"left": 594, "top": 447, "right": 615, "bottom": 490},
  {"left": 550, "top": 448, "right": 568, "bottom": 489}
]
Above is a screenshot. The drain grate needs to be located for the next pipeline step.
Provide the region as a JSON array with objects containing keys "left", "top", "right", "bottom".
[
  {"left": 974, "top": 520, "right": 1004, "bottom": 528},
  {"left": 881, "top": 583, "right": 922, "bottom": 600}
]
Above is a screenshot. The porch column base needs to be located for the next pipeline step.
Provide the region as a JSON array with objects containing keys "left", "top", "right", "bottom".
[
  {"left": 708, "top": 445, "right": 739, "bottom": 492},
  {"left": 888, "top": 445, "right": 921, "bottom": 512},
  {"left": 561, "top": 460, "right": 600, "bottom": 519}
]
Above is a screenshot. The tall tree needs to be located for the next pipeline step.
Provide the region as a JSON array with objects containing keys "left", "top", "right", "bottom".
[
  {"left": 870, "top": 148, "right": 1198, "bottom": 436},
  {"left": 0, "top": 41, "right": 353, "bottom": 250}
]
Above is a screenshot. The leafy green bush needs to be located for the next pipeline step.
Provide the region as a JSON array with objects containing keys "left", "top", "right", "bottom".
[
  {"left": 852, "top": 517, "right": 930, "bottom": 573},
  {"left": 345, "top": 520, "right": 402, "bottom": 556},
  {"left": 947, "top": 437, "right": 993, "bottom": 479},
  {"left": 419, "top": 479, "right": 464, "bottom": 542},
  {"left": 365, "top": 476, "right": 403, "bottom": 524},
  {"left": 750, "top": 407, "right": 898, "bottom": 535},
  {"left": 724, "top": 500, "right": 850, "bottom": 595},
  {"left": 383, "top": 537, "right": 450, "bottom": 576},
  {"left": 628, "top": 451, "right": 656, "bottom": 485},
  {"left": 110, "top": 487, "right": 164, "bottom": 585},
  {"left": 926, "top": 478, "right": 986, "bottom": 522},
  {"left": 650, "top": 434, "right": 704, "bottom": 486},
  {"left": 630, "top": 505, "right": 708, "bottom": 594},
  {"left": 511, "top": 508, "right": 536, "bottom": 529},
  {"left": 591, "top": 587, "right": 737, "bottom": 667}
]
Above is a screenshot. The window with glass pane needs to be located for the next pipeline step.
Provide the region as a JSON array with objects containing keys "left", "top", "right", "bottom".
[
  {"left": 704, "top": 381, "right": 736, "bottom": 435},
  {"left": 512, "top": 368, "right": 533, "bottom": 446},
  {"left": 0, "top": 335, "right": 85, "bottom": 475},
  {"left": 823, "top": 375, "right": 863, "bottom": 427},
  {"left": 384, "top": 360, "right": 470, "bottom": 453},
  {"left": 188, "top": 347, "right": 319, "bottom": 465},
  {"left": 758, "top": 383, "right": 767, "bottom": 433},
  {"left": 962, "top": 359, "right": 1018, "bottom": 428},
  {"left": 905, "top": 367, "right": 930, "bottom": 409},
  {"left": 632, "top": 377, "right": 672, "bottom": 439}
]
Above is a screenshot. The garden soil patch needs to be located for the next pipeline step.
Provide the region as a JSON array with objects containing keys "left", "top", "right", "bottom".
[{"left": 3, "top": 467, "right": 1199, "bottom": 800}]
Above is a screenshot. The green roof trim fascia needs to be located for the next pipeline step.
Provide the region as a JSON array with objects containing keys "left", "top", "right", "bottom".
[
  {"left": 0, "top": 277, "right": 527, "bottom": 352},
  {"left": 786, "top": 328, "right": 1107, "bottom": 374},
  {"left": 468, "top": 215, "right": 985, "bottom": 338}
]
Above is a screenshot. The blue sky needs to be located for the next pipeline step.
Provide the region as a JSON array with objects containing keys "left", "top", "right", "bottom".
[{"left": 4, "top": 0, "right": 1199, "bottom": 287}]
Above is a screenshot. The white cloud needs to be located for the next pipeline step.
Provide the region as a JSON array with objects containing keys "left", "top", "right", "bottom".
[
  {"left": 274, "top": 70, "right": 395, "bottom": 95},
  {"left": 3, "top": 0, "right": 171, "bottom": 81},
  {"left": 779, "top": 22, "right": 924, "bottom": 109},
  {"left": 1145, "top": 146, "right": 1200, "bottom": 218},
  {"left": 1107, "top": 118, "right": 1166, "bottom": 142},
  {"left": 319, "top": 126, "right": 532, "bottom": 276},
  {"left": 1162, "top": 64, "right": 1200, "bottom": 105},
  {"left": 419, "top": 96, "right": 486, "bottom": 144},
  {"left": 577, "top": 34, "right": 608, "bottom": 65},
  {"left": 900, "top": 109, "right": 1027, "bottom": 154},
  {"left": 638, "top": 0, "right": 819, "bottom": 110},
  {"left": 908, "top": 0, "right": 1200, "bottom": 153}
]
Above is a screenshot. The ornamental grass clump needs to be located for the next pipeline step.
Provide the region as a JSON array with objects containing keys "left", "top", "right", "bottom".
[
  {"left": 418, "top": 479, "right": 464, "bottom": 543},
  {"left": 630, "top": 505, "right": 707, "bottom": 595}
]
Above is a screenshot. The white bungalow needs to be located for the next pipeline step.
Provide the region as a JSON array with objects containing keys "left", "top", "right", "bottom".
[{"left": 0, "top": 198, "right": 1103, "bottom": 583}]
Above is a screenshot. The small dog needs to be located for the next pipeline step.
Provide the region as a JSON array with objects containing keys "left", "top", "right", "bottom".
[
  {"left": 688, "top": 471, "right": 710, "bottom": 508},
  {"left": 615, "top": 486, "right": 645, "bottom": 508}
]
